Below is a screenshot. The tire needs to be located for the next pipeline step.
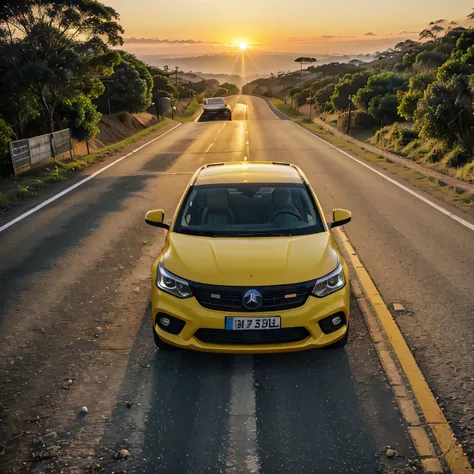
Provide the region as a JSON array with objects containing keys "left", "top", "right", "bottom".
[
  {"left": 327, "top": 326, "right": 349, "bottom": 349},
  {"left": 153, "top": 326, "right": 175, "bottom": 351}
]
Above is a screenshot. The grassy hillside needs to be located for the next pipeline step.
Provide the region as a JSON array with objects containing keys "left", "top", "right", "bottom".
[{"left": 243, "top": 23, "right": 474, "bottom": 182}]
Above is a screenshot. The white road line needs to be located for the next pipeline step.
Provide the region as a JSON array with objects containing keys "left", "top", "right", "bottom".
[
  {"left": 205, "top": 143, "right": 214, "bottom": 153},
  {"left": 261, "top": 94, "right": 474, "bottom": 231},
  {"left": 298, "top": 125, "right": 474, "bottom": 233},
  {"left": 0, "top": 123, "right": 183, "bottom": 235},
  {"left": 226, "top": 355, "right": 259, "bottom": 474}
]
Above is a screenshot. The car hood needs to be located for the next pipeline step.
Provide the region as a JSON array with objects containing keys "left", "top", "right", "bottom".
[{"left": 163, "top": 232, "right": 338, "bottom": 286}]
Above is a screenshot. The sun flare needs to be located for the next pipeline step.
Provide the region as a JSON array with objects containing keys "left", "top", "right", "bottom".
[{"left": 239, "top": 42, "right": 247, "bottom": 51}]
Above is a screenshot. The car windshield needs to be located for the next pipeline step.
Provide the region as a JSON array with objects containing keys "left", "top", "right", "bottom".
[{"left": 173, "top": 183, "right": 325, "bottom": 237}]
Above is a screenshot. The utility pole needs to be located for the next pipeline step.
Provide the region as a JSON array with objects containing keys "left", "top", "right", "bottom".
[
  {"left": 175, "top": 66, "right": 179, "bottom": 115},
  {"left": 308, "top": 92, "right": 313, "bottom": 122},
  {"left": 346, "top": 94, "right": 353, "bottom": 135}
]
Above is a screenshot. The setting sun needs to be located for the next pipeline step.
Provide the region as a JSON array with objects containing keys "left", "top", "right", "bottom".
[{"left": 239, "top": 42, "right": 247, "bottom": 51}]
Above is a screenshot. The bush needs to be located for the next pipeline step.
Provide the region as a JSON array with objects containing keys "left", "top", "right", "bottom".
[
  {"left": 338, "top": 111, "right": 377, "bottom": 132},
  {"left": 0, "top": 118, "right": 15, "bottom": 176},
  {"left": 371, "top": 123, "right": 418, "bottom": 152},
  {"left": 456, "top": 161, "right": 474, "bottom": 181},
  {"left": 445, "top": 146, "right": 472, "bottom": 168},
  {"left": 425, "top": 144, "right": 447, "bottom": 163}
]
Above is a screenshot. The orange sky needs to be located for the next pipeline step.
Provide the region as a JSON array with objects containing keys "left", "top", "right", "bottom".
[{"left": 107, "top": 0, "right": 473, "bottom": 55}]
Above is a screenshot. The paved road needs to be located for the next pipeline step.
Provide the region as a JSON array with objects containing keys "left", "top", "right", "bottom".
[{"left": 0, "top": 96, "right": 472, "bottom": 473}]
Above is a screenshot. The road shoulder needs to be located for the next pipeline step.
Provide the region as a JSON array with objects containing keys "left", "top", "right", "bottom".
[
  {"left": 335, "top": 226, "right": 474, "bottom": 473},
  {"left": 263, "top": 98, "right": 474, "bottom": 218}
]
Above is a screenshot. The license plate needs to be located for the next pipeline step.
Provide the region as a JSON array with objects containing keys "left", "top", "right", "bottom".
[{"left": 225, "top": 317, "right": 281, "bottom": 330}]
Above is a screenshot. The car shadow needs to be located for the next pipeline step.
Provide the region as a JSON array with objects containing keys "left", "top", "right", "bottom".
[{"left": 98, "top": 298, "right": 413, "bottom": 474}]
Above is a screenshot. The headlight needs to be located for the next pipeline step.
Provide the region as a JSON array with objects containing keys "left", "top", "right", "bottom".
[
  {"left": 157, "top": 262, "right": 192, "bottom": 298},
  {"left": 312, "top": 262, "right": 345, "bottom": 298}
]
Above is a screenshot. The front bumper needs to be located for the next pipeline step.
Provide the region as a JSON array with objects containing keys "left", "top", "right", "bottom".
[{"left": 151, "top": 282, "right": 350, "bottom": 353}]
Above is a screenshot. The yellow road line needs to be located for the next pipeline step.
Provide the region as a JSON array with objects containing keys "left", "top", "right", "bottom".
[{"left": 335, "top": 227, "right": 473, "bottom": 473}]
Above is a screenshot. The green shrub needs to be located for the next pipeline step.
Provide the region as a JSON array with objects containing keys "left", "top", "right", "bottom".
[
  {"left": 456, "top": 161, "right": 474, "bottom": 180},
  {"left": 424, "top": 143, "right": 447, "bottom": 163},
  {"left": 372, "top": 123, "right": 418, "bottom": 152},
  {"left": 0, "top": 118, "right": 15, "bottom": 176},
  {"left": 445, "top": 146, "right": 472, "bottom": 168},
  {"left": 338, "top": 111, "right": 377, "bottom": 132}
]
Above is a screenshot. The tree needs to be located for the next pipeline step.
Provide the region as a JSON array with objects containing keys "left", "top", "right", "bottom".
[
  {"left": 152, "top": 73, "right": 178, "bottom": 98},
  {"left": 315, "top": 83, "right": 335, "bottom": 112},
  {"left": 419, "top": 29, "right": 435, "bottom": 41},
  {"left": 330, "top": 71, "right": 372, "bottom": 110},
  {"left": 122, "top": 53, "right": 153, "bottom": 109},
  {"left": 353, "top": 72, "right": 408, "bottom": 123},
  {"left": 294, "top": 57, "right": 317, "bottom": 85},
  {"left": 368, "top": 94, "right": 399, "bottom": 124},
  {"left": 57, "top": 92, "right": 102, "bottom": 141},
  {"left": 431, "top": 25, "right": 445, "bottom": 38},
  {"left": 0, "top": 117, "right": 15, "bottom": 175},
  {"left": 414, "top": 74, "right": 474, "bottom": 148},
  {"left": 0, "top": 46, "right": 39, "bottom": 138},
  {"left": 108, "top": 59, "right": 149, "bottom": 113},
  {"left": 415, "top": 50, "right": 449, "bottom": 69},
  {"left": 220, "top": 82, "right": 239, "bottom": 95},
  {"left": 397, "top": 90, "right": 424, "bottom": 121},
  {"left": 0, "top": 0, "right": 124, "bottom": 132}
]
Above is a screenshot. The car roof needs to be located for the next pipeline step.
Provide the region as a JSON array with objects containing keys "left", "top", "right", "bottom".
[{"left": 194, "top": 161, "right": 304, "bottom": 185}]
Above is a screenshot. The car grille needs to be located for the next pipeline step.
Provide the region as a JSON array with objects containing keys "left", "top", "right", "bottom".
[
  {"left": 194, "top": 327, "right": 311, "bottom": 345},
  {"left": 190, "top": 280, "right": 316, "bottom": 312}
]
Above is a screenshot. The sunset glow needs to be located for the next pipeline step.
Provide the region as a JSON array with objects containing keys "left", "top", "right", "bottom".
[{"left": 239, "top": 42, "right": 247, "bottom": 51}]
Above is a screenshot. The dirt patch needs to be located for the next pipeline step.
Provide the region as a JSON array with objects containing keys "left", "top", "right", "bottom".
[{"left": 97, "top": 112, "right": 159, "bottom": 147}]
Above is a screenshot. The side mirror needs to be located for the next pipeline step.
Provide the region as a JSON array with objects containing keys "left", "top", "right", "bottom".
[
  {"left": 145, "top": 209, "right": 170, "bottom": 230},
  {"left": 329, "top": 209, "right": 351, "bottom": 229}
]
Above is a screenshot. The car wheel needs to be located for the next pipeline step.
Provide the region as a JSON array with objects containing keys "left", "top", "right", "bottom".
[
  {"left": 327, "top": 326, "right": 349, "bottom": 349},
  {"left": 153, "top": 326, "right": 175, "bottom": 351}
]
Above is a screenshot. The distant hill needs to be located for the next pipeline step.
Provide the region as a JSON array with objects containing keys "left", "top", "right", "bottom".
[
  {"left": 195, "top": 73, "right": 260, "bottom": 88},
  {"left": 138, "top": 52, "right": 376, "bottom": 78}
]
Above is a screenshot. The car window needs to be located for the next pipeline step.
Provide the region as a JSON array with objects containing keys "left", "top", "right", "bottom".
[
  {"left": 206, "top": 98, "right": 225, "bottom": 105},
  {"left": 173, "top": 183, "right": 325, "bottom": 237}
]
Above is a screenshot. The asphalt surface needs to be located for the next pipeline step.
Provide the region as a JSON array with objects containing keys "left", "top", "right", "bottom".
[{"left": 0, "top": 96, "right": 473, "bottom": 473}]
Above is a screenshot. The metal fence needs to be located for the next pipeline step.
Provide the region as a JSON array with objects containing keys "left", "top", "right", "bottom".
[{"left": 9, "top": 129, "right": 72, "bottom": 174}]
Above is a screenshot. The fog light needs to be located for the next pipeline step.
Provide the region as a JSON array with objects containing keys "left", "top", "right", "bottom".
[
  {"left": 319, "top": 312, "right": 346, "bottom": 334},
  {"left": 160, "top": 316, "right": 171, "bottom": 327},
  {"left": 156, "top": 313, "right": 186, "bottom": 335},
  {"left": 332, "top": 316, "right": 342, "bottom": 326}
]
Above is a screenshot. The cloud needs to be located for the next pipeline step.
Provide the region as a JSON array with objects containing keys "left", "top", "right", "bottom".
[
  {"left": 364, "top": 32, "right": 376, "bottom": 36},
  {"left": 124, "top": 37, "right": 215, "bottom": 45}
]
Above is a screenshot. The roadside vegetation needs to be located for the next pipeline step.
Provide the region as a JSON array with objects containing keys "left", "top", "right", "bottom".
[
  {"left": 0, "top": 119, "right": 174, "bottom": 211},
  {"left": 269, "top": 100, "right": 474, "bottom": 216},
  {"left": 245, "top": 12, "right": 474, "bottom": 183},
  {"left": 0, "top": 0, "right": 237, "bottom": 179}
]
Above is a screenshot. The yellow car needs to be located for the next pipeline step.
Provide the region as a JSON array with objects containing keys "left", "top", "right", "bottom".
[{"left": 145, "top": 161, "right": 351, "bottom": 353}]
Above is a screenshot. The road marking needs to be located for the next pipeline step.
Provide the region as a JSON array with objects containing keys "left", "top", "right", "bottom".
[
  {"left": 261, "top": 96, "right": 474, "bottom": 233},
  {"left": 205, "top": 143, "right": 214, "bottom": 153},
  {"left": 299, "top": 125, "right": 474, "bottom": 233},
  {"left": 336, "top": 227, "right": 474, "bottom": 473},
  {"left": 226, "top": 355, "right": 259, "bottom": 474},
  {"left": 0, "top": 123, "right": 183, "bottom": 235}
]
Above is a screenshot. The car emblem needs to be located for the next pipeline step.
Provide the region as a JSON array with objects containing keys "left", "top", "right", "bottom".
[{"left": 243, "top": 289, "right": 263, "bottom": 310}]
